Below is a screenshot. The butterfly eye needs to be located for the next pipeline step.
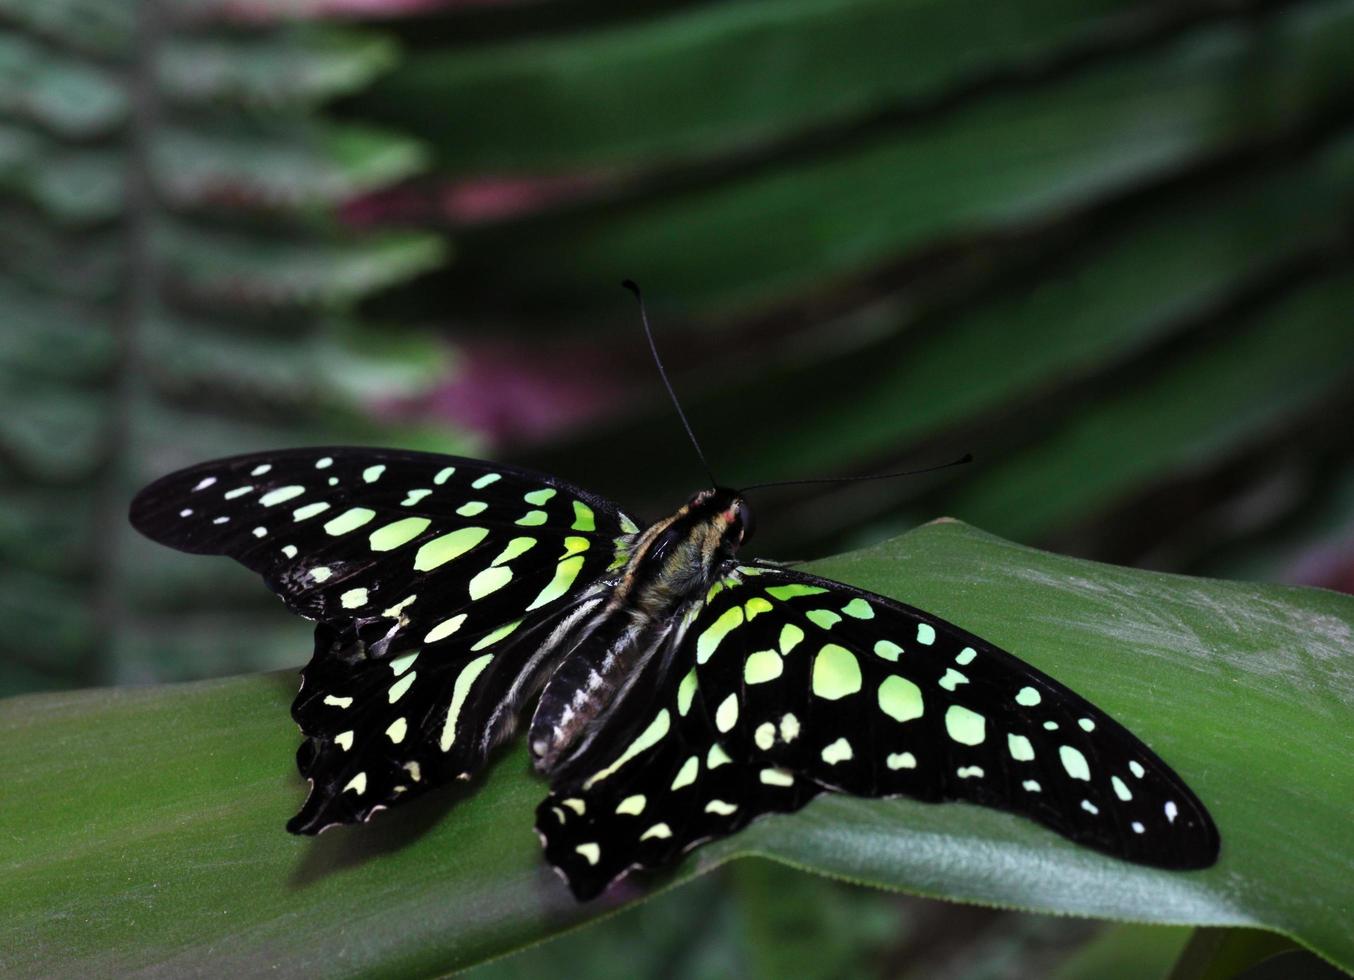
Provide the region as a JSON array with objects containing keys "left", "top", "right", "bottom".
[{"left": 735, "top": 500, "right": 755, "bottom": 545}]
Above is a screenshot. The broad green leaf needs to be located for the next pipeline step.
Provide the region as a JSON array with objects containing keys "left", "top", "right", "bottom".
[
  {"left": 445, "top": 3, "right": 1354, "bottom": 314},
  {"left": 2, "top": 522, "right": 1351, "bottom": 976},
  {"left": 371, "top": 0, "right": 1156, "bottom": 174}
]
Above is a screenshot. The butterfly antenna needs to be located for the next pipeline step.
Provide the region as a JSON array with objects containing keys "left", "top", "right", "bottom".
[
  {"left": 622, "top": 280, "right": 718, "bottom": 487},
  {"left": 741, "top": 453, "right": 973, "bottom": 492}
]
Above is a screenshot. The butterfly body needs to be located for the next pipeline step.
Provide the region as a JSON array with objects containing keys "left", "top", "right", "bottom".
[{"left": 129, "top": 447, "right": 1218, "bottom": 900}]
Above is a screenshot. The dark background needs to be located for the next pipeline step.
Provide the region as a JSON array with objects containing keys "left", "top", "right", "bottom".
[{"left": 4, "top": 0, "right": 1352, "bottom": 975}]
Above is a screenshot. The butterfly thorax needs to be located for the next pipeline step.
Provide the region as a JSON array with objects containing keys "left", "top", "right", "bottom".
[{"left": 527, "top": 488, "right": 751, "bottom": 779}]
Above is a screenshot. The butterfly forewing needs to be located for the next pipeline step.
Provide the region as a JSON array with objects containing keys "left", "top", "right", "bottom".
[
  {"left": 536, "top": 561, "right": 1218, "bottom": 897},
  {"left": 130, "top": 448, "right": 639, "bottom": 832}
]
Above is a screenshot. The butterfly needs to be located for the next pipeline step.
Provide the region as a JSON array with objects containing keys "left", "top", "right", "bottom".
[{"left": 129, "top": 447, "right": 1219, "bottom": 899}]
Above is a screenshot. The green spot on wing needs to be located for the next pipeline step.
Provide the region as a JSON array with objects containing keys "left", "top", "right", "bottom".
[{"left": 767, "top": 583, "right": 828, "bottom": 601}]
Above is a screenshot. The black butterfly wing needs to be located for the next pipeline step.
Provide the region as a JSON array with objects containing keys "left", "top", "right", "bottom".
[
  {"left": 130, "top": 447, "right": 639, "bottom": 832},
  {"left": 536, "top": 562, "right": 1218, "bottom": 899}
]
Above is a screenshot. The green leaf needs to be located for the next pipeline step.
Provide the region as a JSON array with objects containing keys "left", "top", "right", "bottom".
[
  {"left": 445, "top": 4, "right": 1354, "bottom": 314},
  {"left": 3, "top": 521, "right": 1350, "bottom": 975},
  {"left": 370, "top": 0, "right": 1158, "bottom": 174}
]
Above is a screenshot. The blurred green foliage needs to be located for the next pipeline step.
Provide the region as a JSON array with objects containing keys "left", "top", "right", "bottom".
[{"left": 4, "top": 0, "right": 1353, "bottom": 976}]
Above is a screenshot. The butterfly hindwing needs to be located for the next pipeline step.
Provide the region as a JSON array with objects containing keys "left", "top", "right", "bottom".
[
  {"left": 535, "top": 623, "right": 819, "bottom": 900},
  {"left": 130, "top": 447, "right": 640, "bottom": 832},
  {"left": 536, "top": 561, "right": 1218, "bottom": 898}
]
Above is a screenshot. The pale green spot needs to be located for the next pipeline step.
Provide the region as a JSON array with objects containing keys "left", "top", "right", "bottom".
[
  {"left": 472, "top": 472, "right": 500, "bottom": 489},
  {"left": 526, "top": 554, "right": 585, "bottom": 610},
  {"left": 707, "top": 743, "right": 733, "bottom": 768},
  {"left": 1078, "top": 717, "right": 1096, "bottom": 732},
  {"left": 821, "top": 737, "right": 853, "bottom": 765},
  {"left": 1082, "top": 800, "right": 1100, "bottom": 815},
  {"left": 516, "top": 510, "right": 548, "bottom": 526},
  {"left": 743, "top": 597, "right": 773, "bottom": 620},
  {"left": 640, "top": 823, "right": 672, "bottom": 841},
  {"left": 325, "top": 507, "right": 375, "bottom": 535},
  {"left": 469, "top": 565, "right": 512, "bottom": 599},
  {"left": 334, "top": 731, "right": 354, "bottom": 751},
  {"left": 310, "top": 566, "right": 333, "bottom": 583},
  {"left": 616, "top": 795, "right": 646, "bottom": 816},
  {"left": 945, "top": 705, "right": 986, "bottom": 745},
  {"left": 562, "top": 798, "right": 585, "bottom": 816},
  {"left": 571, "top": 500, "right": 595, "bottom": 531},
  {"left": 812, "top": 644, "right": 861, "bottom": 699},
  {"left": 1112, "top": 775, "right": 1133, "bottom": 801},
  {"left": 343, "top": 772, "right": 366, "bottom": 795},
  {"left": 1130, "top": 761, "right": 1146, "bottom": 778},
  {"left": 916, "top": 623, "right": 936, "bottom": 645},
  {"left": 281, "top": 545, "right": 298, "bottom": 559},
  {"left": 524, "top": 487, "right": 556, "bottom": 505},
  {"left": 323, "top": 695, "right": 352, "bottom": 708},
  {"left": 671, "top": 755, "right": 699, "bottom": 790},
  {"left": 434, "top": 466, "right": 455, "bottom": 485},
  {"left": 439, "top": 654, "right": 493, "bottom": 751},
  {"left": 887, "top": 752, "right": 917, "bottom": 770},
  {"left": 807, "top": 609, "right": 841, "bottom": 630},
  {"left": 456, "top": 501, "right": 488, "bottom": 517},
  {"left": 340, "top": 588, "right": 367, "bottom": 609},
  {"left": 1060, "top": 745, "right": 1091, "bottom": 781},
  {"left": 1023, "top": 779, "right": 1041, "bottom": 792},
  {"left": 779, "top": 713, "right": 800, "bottom": 742},
  {"left": 293, "top": 502, "right": 330, "bottom": 522},
  {"left": 874, "top": 640, "right": 903, "bottom": 662},
  {"left": 956, "top": 647, "right": 977, "bottom": 666},
  {"left": 390, "top": 652, "right": 418, "bottom": 675},
  {"left": 878, "top": 676, "right": 924, "bottom": 722},
  {"left": 1008, "top": 734, "right": 1035, "bottom": 761},
  {"left": 401, "top": 489, "right": 431, "bottom": 506},
  {"left": 413, "top": 526, "right": 486, "bottom": 569},
  {"left": 224, "top": 485, "right": 253, "bottom": 500},
  {"left": 743, "top": 649, "right": 783, "bottom": 685},
  {"left": 404, "top": 762, "right": 421, "bottom": 782},
  {"left": 371, "top": 517, "right": 432, "bottom": 552},
  {"left": 938, "top": 668, "right": 969, "bottom": 692},
  {"left": 620, "top": 515, "right": 640, "bottom": 534},
  {"left": 584, "top": 710, "right": 671, "bottom": 788},
  {"left": 362, "top": 465, "right": 385, "bottom": 483},
  {"left": 1015, "top": 686, "right": 1042, "bottom": 707},
  {"left": 259, "top": 485, "right": 304, "bottom": 506},
  {"left": 715, "top": 693, "right": 739, "bottom": 733},
  {"left": 424, "top": 615, "right": 466, "bottom": 643},
  {"left": 677, "top": 669, "right": 698, "bottom": 716},
  {"left": 574, "top": 843, "right": 600, "bottom": 866},
  {"left": 706, "top": 580, "right": 726, "bottom": 603},
  {"left": 760, "top": 768, "right": 794, "bottom": 787},
  {"left": 754, "top": 722, "right": 776, "bottom": 751},
  {"left": 842, "top": 598, "right": 874, "bottom": 619},
  {"left": 705, "top": 800, "right": 737, "bottom": 816},
  {"left": 471, "top": 618, "right": 521, "bottom": 651},
  {"left": 382, "top": 595, "right": 416, "bottom": 618},
  {"left": 250, "top": 464, "right": 271, "bottom": 477},
  {"left": 562, "top": 536, "right": 590, "bottom": 557},
  {"left": 315, "top": 457, "right": 333, "bottom": 469},
  {"left": 779, "top": 623, "right": 804, "bottom": 655},
  {"left": 767, "top": 584, "right": 827, "bottom": 601},
  {"left": 957, "top": 765, "right": 984, "bottom": 778},
  {"left": 696, "top": 606, "right": 744, "bottom": 665},
  {"left": 386, "top": 717, "right": 407, "bottom": 744},
  {"left": 388, "top": 670, "right": 416, "bottom": 703},
  {"left": 492, "top": 537, "right": 537, "bottom": 566}
]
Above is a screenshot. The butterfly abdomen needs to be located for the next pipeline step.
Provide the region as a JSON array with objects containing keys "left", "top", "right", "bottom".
[{"left": 528, "top": 491, "right": 747, "bottom": 781}]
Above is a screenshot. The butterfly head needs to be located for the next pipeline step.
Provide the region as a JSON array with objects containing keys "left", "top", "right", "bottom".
[{"left": 687, "top": 487, "right": 754, "bottom": 554}]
